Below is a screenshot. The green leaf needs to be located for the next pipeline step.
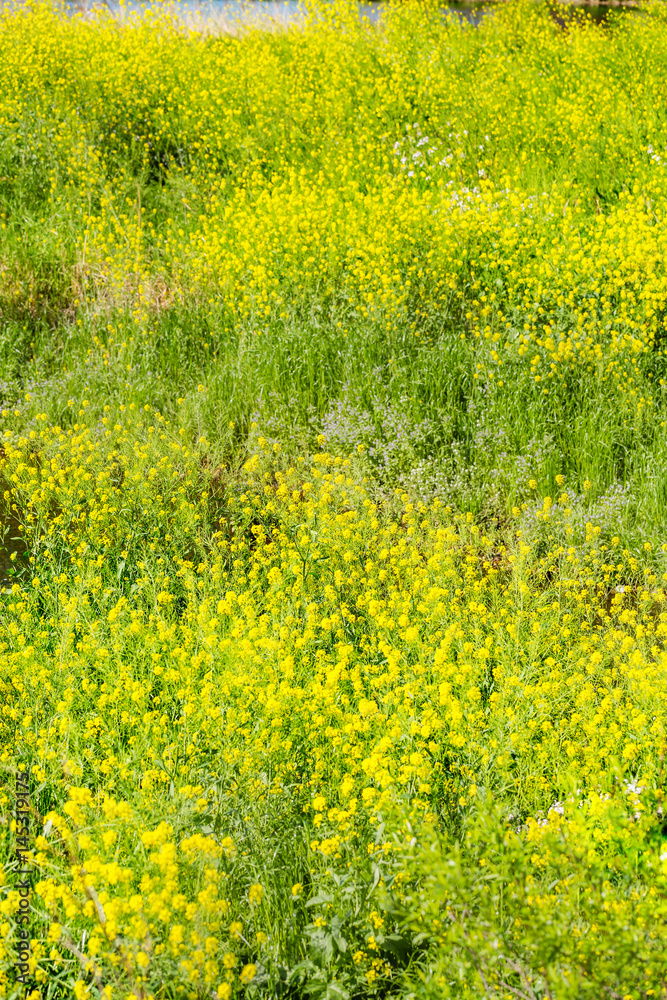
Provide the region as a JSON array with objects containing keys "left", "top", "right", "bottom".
[
  {"left": 330, "top": 915, "right": 347, "bottom": 953},
  {"left": 324, "top": 983, "right": 350, "bottom": 1000},
  {"left": 306, "top": 891, "right": 334, "bottom": 908}
]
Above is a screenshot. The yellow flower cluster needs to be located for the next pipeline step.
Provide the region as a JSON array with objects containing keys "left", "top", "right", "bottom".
[
  {"left": 2, "top": 420, "right": 667, "bottom": 992},
  {"left": 0, "top": 1, "right": 663, "bottom": 391},
  {"left": 1, "top": 0, "right": 667, "bottom": 397},
  {"left": 3, "top": 0, "right": 667, "bottom": 994}
]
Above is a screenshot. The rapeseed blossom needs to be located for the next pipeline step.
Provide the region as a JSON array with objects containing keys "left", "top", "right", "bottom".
[
  {"left": 2, "top": 422, "right": 667, "bottom": 992},
  {"left": 2, "top": 0, "right": 667, "bottom": 995}
]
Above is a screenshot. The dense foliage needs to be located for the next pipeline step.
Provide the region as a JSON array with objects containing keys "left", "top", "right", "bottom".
[{"left": 2, "top": 0, "right": 667, "bottom": 997}]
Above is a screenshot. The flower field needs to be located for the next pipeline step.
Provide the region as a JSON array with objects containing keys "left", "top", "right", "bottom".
[{"left": 3, "top": 0, "right": 667, "bottom": 996}]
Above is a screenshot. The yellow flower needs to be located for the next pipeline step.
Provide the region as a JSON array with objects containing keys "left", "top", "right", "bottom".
[
  {"left": 248, "top": 883, "right": 263, "bottom": 906},
  {"left": 240, "top": 964, "right": 257, "bottom": 985}
]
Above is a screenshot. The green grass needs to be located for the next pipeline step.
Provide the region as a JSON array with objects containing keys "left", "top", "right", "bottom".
[{"left": 3, "top": 1, "right": 667, "bottom": 997}]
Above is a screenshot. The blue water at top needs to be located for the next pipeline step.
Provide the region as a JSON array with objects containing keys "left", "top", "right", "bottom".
[
  {"left": 71, "top": 0, "right": 630, "bottom": 27},
  {"left": 73, "top": 0, "right": 508, "bottom": 27}
]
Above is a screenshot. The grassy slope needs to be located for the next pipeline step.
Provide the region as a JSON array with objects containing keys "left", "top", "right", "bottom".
[{"left": 2, "top": 2, "right": 667, "bottom": 998}]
